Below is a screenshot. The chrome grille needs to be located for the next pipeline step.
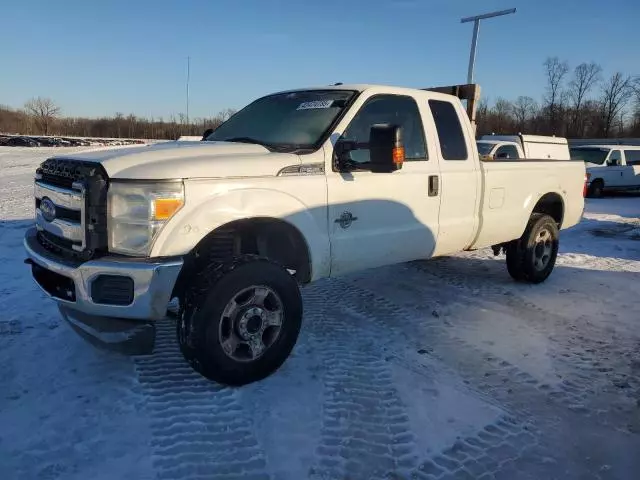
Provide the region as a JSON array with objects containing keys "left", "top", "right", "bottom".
[
  {"left": 34, "top": 180, "right": 85, "bottom": 251},
  {"left": 34, "top": 158, "right": 109, "bottom": 261},
  {"left": 34, "top": 181, "right": 83, "bottom": 210}
]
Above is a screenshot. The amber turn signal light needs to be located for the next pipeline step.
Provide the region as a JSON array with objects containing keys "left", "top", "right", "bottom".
[
  {"left": 392, "top": 146, "right": 405, "bottom": 165},
  {"left": 153, "top": 198, "right": 184, "bottom": 221}
]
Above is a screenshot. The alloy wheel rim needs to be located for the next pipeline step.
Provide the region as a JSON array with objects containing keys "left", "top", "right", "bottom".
[
  {"left": 218, "top": 285, "right": 284, "bottom": 362},
  {"left": 533, "top": 228, "right": 553, "bottom": 271}
]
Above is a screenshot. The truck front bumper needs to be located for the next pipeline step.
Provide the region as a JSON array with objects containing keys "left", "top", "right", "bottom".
[{"left": 24, "top": 228, "right": 183, "bottom": 354}]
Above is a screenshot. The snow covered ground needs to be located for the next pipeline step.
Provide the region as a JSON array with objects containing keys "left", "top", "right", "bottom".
[{"left": 0, "top": 146, "right": 638, "bottom": 480}]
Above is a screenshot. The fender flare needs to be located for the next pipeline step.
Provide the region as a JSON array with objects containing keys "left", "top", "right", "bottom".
[
  {"left": 150, "top": 187, "right": 331, "bottom": 280},
  {"left": 522, "top": 187, "right": 566, "bottom": 230}
]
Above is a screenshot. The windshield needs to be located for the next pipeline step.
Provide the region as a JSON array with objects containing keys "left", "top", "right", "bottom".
[
  {"left": 570, "top": 147, "right": 610, "bottom": 165},
  {"left": 206, "top": 90, "right": 355, "bottom": 150},
  {"left": 476, "top": 142, "right": 496, "bottom": 155}
]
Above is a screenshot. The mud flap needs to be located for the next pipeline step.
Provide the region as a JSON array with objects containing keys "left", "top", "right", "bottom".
[{"left": 58, "top": 305, "right": 156, "bottom": 355}]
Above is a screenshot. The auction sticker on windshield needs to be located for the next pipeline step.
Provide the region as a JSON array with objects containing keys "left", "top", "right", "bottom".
[{"left": 297, "top": 100, "right": 334, "bottom": 110}]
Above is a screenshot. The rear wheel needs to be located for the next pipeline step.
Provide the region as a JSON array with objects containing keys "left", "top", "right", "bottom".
[
  {"left": 587, "top": 179, "right": 604, "bottom": 198},
  {"left": 178, "top": 255, "right": 302, "bottom": 386},
  {"left": 506, "top": 214, "right": 559, "bottom": 284}
]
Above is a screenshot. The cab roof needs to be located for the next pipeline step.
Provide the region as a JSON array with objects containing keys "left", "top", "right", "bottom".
[
  {"left": 272, "top": 84, "right": 460, "bottom": 101},
  {"left": 572, "top": 144, "right": 640, "bottom": 150}
]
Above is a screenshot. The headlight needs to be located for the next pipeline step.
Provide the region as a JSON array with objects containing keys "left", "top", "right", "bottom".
[{"left": 107, "top": 181, "right": 184, "bottom": 256}]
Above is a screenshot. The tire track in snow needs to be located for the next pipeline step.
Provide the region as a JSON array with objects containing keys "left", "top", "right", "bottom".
[
  {"left": 338, "top": 265, "right": 640, "bottom": 436},
  {"left": 318, "top": 276, "right": 581, "bottom": 478},
  {"left": 331, "top": 274, "right": 580, "bottom": 417},
  {"left": 304, "top": 285, "right": 418, "bottom": 480},
  {"left": 412, "top": 416, "right": 539, "bottom": 479},
  {"left": 406, "top": 260, "right": 640, "bottom": 422},
  {"left": 134, "top": 320, "right": 270, "bottom": 480},
  {"left": 305, "top": 280, "right": 543, "bottom": 479}
]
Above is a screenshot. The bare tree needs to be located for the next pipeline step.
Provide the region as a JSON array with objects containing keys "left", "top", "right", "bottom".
[
  {"left": 114, "top": 112, "right": 124, "bottom": 138},
  {"left": 219, "top": 108, "right": 237, "bottom": 122},
  {"left": 24, "top": 97, "right": 60, "bottom": 135},
  {"left": 543, "top": 57, "right": 569, "bottom": 132},
  {"left": 493, "top": 98, "right": 514, "bottom": 132},
  {"left": 599, "top": 72, "right": 633, "bottom": 137},
  {"left": 511, "top": 96, "right": 538, "bottom": 131},
  {"left": 568, "top": 62, "right": 602, "bottom": 136}
]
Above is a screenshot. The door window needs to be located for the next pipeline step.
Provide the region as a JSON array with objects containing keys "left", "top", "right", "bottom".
[
  {"left": 341, "top": 95, "right": 427, "bottom": 165},
  {"left": 494, "top": 145, "right": 520, "bottom": 159},
  {"left": 607, "top": 150, "right": 622, "bottom": 166}
]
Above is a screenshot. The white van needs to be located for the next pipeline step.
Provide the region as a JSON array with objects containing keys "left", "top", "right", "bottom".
[
  {"left": 477, "top": 134, "right": 571, "bottom": 161},
  {"left": 570, "top": 145, "right": 640, "bottom": 197}
]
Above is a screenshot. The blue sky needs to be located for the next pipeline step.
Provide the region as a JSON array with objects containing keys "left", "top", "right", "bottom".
[{"left": 1, "top": 0, "right": 638, "bottom": 120}]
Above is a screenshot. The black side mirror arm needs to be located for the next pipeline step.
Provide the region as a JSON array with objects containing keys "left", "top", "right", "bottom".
[{"left": 333, "top": 140, "right": 358, "bottom": 172}]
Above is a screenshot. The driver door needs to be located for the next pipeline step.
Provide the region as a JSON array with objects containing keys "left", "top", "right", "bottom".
[
  {"left": 326, "top": 93, "right": 441, "bottom": 276},
  {"left": 604, "top": 150, "right": 625, "bottom": 187}
]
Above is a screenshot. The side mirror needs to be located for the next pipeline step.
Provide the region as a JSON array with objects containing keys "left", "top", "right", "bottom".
[
  {"left": 496, "top": 152, "right": 509, "bottom": 159},
  {"left": 607, "top": 159, "right": 619, "bottom": 167},
  {"left": 201, "top": 128, "right": 214, "bottom": 141},
  {"left": 369, "top": 124, "right": 404, "bottom": 173}
]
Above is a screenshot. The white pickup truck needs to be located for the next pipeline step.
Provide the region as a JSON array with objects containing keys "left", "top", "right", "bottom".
[
  {"left": 25, "top": 83, "right": 586, "bottom": 385},
  {"left": 477, "top": 134, "right": 571, "bottom": 161}
]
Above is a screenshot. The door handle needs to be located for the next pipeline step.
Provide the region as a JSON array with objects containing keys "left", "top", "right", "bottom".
[{"left": 428, "top": 175, "right": 439, "bottom": 197}]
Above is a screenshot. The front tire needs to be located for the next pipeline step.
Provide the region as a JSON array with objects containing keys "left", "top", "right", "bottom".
[
  {"left": 506, "top": 214, "right": 559, "bottom": 284},
  {"left": 178, "top": 255, "right": 302, "bottom": 386},
  {"left": 587, "top": 179, "right": 604, "bottom": 198}
]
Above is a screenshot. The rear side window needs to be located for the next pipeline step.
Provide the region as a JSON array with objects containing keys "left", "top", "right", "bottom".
[
  {"left": 624, "top": 150, "right": 640, "bottom": 165},
  {"left": 429, "top": 100, "right": 468, "bottom": 160}
]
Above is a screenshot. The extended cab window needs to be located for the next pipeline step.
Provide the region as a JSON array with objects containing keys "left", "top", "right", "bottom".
[
  {"left": 341, "top": 95, "right": 427, "bottom": 164},
  {"left": 429, "top": 100, "right": 468, "bottom": 160},
  {"left": 495, "top": 145, "right": 520, "bottom": 159}
]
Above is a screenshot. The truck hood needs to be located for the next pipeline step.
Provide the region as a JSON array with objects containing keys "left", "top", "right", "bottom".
[{"left": 56, "top": 141, "right": 301, "bottom": 179}]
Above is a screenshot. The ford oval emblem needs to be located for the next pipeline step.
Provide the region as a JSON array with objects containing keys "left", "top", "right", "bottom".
[{"left": 40, "top": 197, "right": 56, "bottom": 222}]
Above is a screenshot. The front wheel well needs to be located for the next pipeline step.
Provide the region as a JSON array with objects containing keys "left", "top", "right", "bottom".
[{"left": 173, "top": 218, "right": 312, "bottom": 300}]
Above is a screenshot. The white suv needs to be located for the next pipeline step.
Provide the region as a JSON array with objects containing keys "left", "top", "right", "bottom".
[{"left": 571, "top": 145, "right": 640, "bottom": 197}]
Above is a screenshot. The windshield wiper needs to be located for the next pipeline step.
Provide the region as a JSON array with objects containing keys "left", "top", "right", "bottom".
[
  {"left": 219, "top": 137, "right": 311, "bottom": 153},
  {"left": 220, "top": 137, "right": 270, "bottom": 147}
]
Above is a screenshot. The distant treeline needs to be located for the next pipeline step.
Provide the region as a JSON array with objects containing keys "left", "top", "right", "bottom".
[
  {"left": 1, "top": 57, "right": 639, "bottom": 140},
  {"left": 0, "top": 97, "right": 236, "bottom": 140},
  {"left": 476, "top": 57, "right": 640, "bottom": 138}
]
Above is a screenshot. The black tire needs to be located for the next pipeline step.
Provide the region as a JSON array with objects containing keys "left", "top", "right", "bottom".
[
  {"left": 587, "top": 179, "right": 604, "bottom": 198},
  {"left": 178, "top": 254, "right": 302, "bottom": 386},
  {"left": 505, "top": 214, "right": 559, "bottom": 284}
]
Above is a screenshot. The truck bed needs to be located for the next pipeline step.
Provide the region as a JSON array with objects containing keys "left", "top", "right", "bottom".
[{"left": 470, "top": 159, "right": 586, "bottom": 249}]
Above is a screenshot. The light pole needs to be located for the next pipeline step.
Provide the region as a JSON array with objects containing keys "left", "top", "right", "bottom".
[
  {"left": 186, "top": 56, "right": 190, "bottom": 128},
  {"left": 461, "top": 8, "right": 516, "bottom": 84}
]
